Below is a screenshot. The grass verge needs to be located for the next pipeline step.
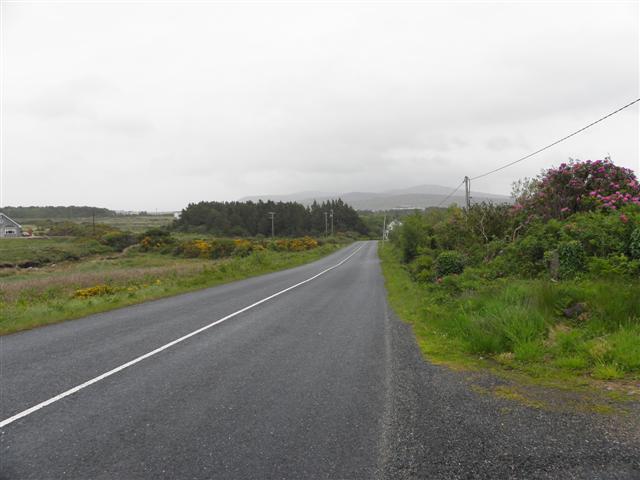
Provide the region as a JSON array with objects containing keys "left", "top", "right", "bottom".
[
  {"left": 378, "top": 242, "right": 640, "bottom": 410},
  {"left": 0, "top": 243, "right": 347, "bottom": 335}
]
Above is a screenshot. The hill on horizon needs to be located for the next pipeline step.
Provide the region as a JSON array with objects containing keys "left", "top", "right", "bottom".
[{"left": 239, "top": 184, "right": 512, "bottom": 211}]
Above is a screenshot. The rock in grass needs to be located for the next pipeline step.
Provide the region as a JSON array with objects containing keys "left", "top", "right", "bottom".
[{"left": 563, "top": 302, "right": 587, "bottom": 318}]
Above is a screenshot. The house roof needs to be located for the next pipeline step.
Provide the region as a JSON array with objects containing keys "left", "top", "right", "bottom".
[{"left": 0, "top": 213, "right": 22, "bottom": 228}]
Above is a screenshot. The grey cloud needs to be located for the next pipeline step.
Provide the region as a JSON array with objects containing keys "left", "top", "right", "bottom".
[
  {"left": 15, "top": 80, "right": 154, "bottom": 137},
  {"left": 486, "top": 137, "right": 513, "bottom": 151},
  {"left": 2, "top": 2, "right": 638, "bottom": 210},
  {"left": 94, "top": 116, "right": 154, "bottom": 136}
]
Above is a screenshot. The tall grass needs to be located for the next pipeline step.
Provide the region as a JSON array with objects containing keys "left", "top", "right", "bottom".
[
  {"left": 379, "top": 243, "right": 640, "bottom": 381},
  {"left": 0, "top": 244, "right": 344, "bottom": 335}
]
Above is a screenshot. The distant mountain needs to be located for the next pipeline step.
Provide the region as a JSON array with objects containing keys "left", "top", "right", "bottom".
[{"left": 239, "top": 185, "right": 512, "bottom": 211}]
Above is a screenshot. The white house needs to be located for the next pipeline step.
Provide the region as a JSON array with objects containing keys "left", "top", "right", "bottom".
[
  {"left": 0, "top": 213, "right": 22, "bottom": 238},
  {"left": 383, "top": 219, "right": 402, "bottom": 240}
]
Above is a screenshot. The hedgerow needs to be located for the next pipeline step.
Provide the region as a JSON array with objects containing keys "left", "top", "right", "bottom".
[{"left": 385, "top": 158, "right": 640, "bottom": 383}]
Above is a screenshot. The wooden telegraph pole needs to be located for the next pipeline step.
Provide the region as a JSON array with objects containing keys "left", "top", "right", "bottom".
[{"left": 464, "top": 176, "right": 471, "bottom": 209}]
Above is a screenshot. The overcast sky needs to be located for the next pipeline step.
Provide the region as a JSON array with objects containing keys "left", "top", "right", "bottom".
[{"left": 2, "top": 1, "right": 639, "bottom": 211}]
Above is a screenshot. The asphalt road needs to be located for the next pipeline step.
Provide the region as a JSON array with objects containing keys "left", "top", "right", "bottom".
[{"left": 1, "top": 241, "right": 638, "bottom": 479}]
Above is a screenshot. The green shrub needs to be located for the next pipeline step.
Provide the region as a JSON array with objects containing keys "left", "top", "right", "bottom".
[
  {"left": 138, "top": 228, "right": 174, "bottom": 252},
  {"left": 396, "top": 214, "right": 432, "bottom": 262},
  {"left": 562, "top": 211, "right": 628, "bottom": 257},
  {"left": 631, "top": 227, "right": 640, "bottom": 259},
  {"left": 432, "top": 207, "right": 476, "bottom": 251},
  {"left": 557, "top": 240, "right": 586, "bottom": 279},
  {"left": 101, "top": 231, "right": 137, "bottom": 251},
  {"left": 408, "top": 255, "right": 434, "bottom": 283},
  {"left": 174, "top": 239, "right": 212, "bottom": 258},
  {"left": 588, "top": 255, "right": 640, "bottom": 277},
  {"left": 435, "top": 251, "right": 465, "bottom": 277},
  {"left": 465, "top": 202, "right": 513, "bottom": 245},
  {"left": 503, "top": 219, "right": 563, "bottom": 276},
  {"left": 210, "top": 239, "right": 235, "bottom": 259}
]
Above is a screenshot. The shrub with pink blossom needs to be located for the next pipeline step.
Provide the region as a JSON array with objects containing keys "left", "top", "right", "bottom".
[{"left": 515, "top": 159, "right": 640, "bottom": 218}]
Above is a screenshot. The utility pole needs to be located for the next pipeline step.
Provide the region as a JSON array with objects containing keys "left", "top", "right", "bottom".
[
  {"left": 464, "top": 176, "right": 471, "bottom": 210},
  {"left": 382, "top": 215, "right": 387, "bottom": 241},
  {"left": 324, "top": 212, "right": 328, "bottom": 238},
  {"left": 330, "top": 209, "right": 334, "bottom": 236},
  {"left": 268, "top": 212, "right": 275, "bottom": 238}
]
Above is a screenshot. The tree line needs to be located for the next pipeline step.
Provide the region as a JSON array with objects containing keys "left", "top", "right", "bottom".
[
  {"left": 2, "top": 206, "right": 116, "bottom": 220},
  {"left": 173, "top": 199, "right": 369, "bottom": 237}
]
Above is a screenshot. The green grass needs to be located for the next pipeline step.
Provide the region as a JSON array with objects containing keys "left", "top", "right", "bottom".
[
  {"left": 0, "top": 243, "right": 347, "bottom": 335},
  {"left": 18, "top": 215, "right": 175, "bottom": 233},
  {"left": 378, "top": 242, "right": 640, "bottom": 389},
  {"left": 0, "top": 237, "right": 112, "bottom": 265}
]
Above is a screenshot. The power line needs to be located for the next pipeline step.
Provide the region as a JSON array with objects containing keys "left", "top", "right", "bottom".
[
  {"left": 433, "top": 98, "right": 639, "bottom": 209},
  {"left": 436, "top": 179, "right": 465, "bottom": 207},
  {"left": 470, "top": 98, "right": 640, "bottom": 181}
]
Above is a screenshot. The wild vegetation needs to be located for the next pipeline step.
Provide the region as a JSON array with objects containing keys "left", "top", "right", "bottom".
[
  {"left": 0, "top": 229, "right": 350, "bottom": 334},
  {"left": 0, "top": 237, "right": 114, "bottom": 267},
  {"left": 12, "top": 214, "right": 175, "bottom": 236},
  {"left": 382, "top": 159, "right": 640, "bottom": 387},
  {"left": 1, "top": 200, "right": 364, "bottom": 335},
  {"left": 26, "top": 214, "right": 175, "bottom": 234}
]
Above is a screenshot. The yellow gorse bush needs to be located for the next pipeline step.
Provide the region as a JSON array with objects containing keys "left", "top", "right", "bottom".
[
  {"left": 74, "top": 279, "right": 163, "bottom": 299},
  {"left": 274, "top": 236, "right": 319, "bottom": 252},
  {"left": 180, "top": 239, "right": 213, "bottom": 258},
  {"left": 302, "top": 236, "right": 318, "bottom": 249},
  {"left": 176, "top": 237, "right": 320, "bottom": 258},
  {"left": 193, "top": 240, "right": 212, "bottom": 257},
  {"left": 73, "top": 285, "right": 116, "bottom": 298}
]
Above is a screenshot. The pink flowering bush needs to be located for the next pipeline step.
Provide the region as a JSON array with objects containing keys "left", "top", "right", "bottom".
[{"left": 515, "top": 159, "right": 640, "bottom": 218}]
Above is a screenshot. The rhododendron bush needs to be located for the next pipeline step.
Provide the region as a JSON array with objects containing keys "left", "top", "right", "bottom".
[{"left": 515, "top": 159, "right": 640, "bottom": 218}]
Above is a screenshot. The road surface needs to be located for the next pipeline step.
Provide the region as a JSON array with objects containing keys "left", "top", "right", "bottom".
[{"left": 1, "top": 241, "right": 638, "bottom": 479}]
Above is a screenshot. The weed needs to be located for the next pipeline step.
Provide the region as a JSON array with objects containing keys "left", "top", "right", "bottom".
[
  {"left": 554, "top": 356, "right": 589, "bottom": 370},
  {"left": 592, "top": 363, "right": 625, "bottom": 380},
  {"left": 608, "top": 326, "right": 640, "bottom": 371}
]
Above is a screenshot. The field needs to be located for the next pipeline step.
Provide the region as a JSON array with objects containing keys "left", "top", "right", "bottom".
[
  {"left": 0, "top": 237, "right": 347, "bottom": 335},
  {"left": 0, "top": 237, "right": 113, "bottom": 266},
  {"left": 16, "top": 214, "right": 175, "bottom": 234}
]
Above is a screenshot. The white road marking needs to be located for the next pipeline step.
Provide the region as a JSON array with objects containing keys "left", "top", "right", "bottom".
[{"left": 0, "top": 244, "right": 365, "bottom": 429}]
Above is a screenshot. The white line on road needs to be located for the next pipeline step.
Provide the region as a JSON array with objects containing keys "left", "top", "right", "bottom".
[{"left": 0, "top": 243, "right": 365, "bottom": 429}]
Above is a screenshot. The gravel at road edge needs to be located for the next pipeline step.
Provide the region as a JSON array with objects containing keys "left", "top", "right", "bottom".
[{"left": 379, "top": 303, "right": 640, "bottom": 480}]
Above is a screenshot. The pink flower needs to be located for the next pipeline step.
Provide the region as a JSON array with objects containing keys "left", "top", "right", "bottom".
[{"left": 620, "top": 214, "right": 629, "bottom": 223}]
